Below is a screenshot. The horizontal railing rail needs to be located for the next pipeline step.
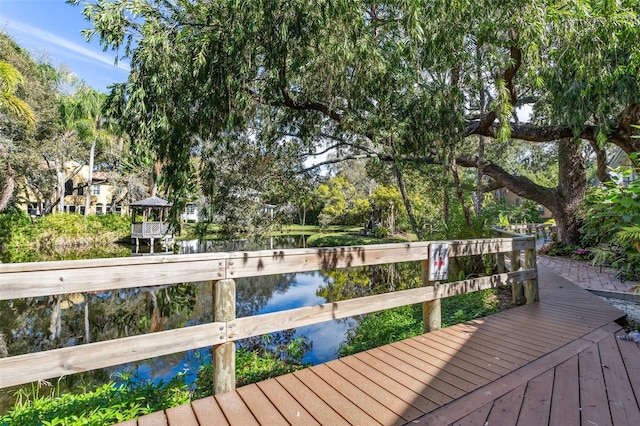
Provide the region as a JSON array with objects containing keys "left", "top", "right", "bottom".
[
  {"left": 502, "top": 223, "right": 556, "bottom": 241},
  {"left": 0, "top": 236, "right": 538, "bottom": 391}
]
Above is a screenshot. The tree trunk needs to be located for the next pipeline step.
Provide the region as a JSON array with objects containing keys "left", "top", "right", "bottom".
[
  {"left": 457, "top": 138, "right": 586, "bottom": 246},
  {"left": 0, "top": 167, "right": 15, "bottom": 212},
  {"left": 57, "top": 166, "right": 66, "bottom": 213},
  {"left": 451, "top": 158, "right": 474, "bottom": 232},
  {"left": 84, "top": 141, "right": 96, "bottom": 216},
  {"left": 392, "top": 160, "right": 421, "bottom": 239},
  {"left": 552, "top": 139, "right": 586, "bottom": 245},
  {"left": 475, "top": 45, "right": 486, "bottom": 217}
]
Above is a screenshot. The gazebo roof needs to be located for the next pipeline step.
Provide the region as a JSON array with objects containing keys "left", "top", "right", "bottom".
[{"left": 129, "top": 196, "right": 172, "bottom": 208}]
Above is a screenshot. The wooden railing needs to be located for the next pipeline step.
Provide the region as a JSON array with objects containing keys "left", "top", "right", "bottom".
[
  {"left": 505, "top": 223, "right": 556, "bottom": 241},
  {"left": 494, "top": 227, "right": 540, "bottom": 306},
  {"left": 0, "top": 236, "right": 537, "bottom": 393},
  {"left": 131, "top": 221, "right": 172, "bottom": 238}
]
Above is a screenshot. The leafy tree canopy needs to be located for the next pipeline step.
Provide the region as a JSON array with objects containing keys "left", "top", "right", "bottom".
[{"left": 70, "top": 0, "right": 640, "bottom": 243}]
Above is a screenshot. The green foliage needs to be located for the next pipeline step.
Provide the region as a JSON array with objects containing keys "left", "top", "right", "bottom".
[
  {"left": 0, "top": 60, "right": 35, "bottom": 129},
  {"left": 0, "top": 374, "right": 190, "bottom": 426},
  {"left": 0, "top": 212, "right": 130, "bottom": 251},
  {"left": 0, "top": 208, "right": 33, "bottom": 248},
  {"left": 441, "top": 289, "right": 501, "bottom": 326},
  {"left": 497, "top": 213, "right": 510, "bottom": 227},
  {"left": 579, "top": 161, "right": 640, "bottom": 280},
  {"left": 317, "top": 175, "right": 370, "bottom": 227},
  {"left": 337, "top": 304, "right": 423, "bottom": 356},
  {"left": 372, "top": 226, "right": 390, "bottom": 238},
  {"left": 482, "top": 199, "right": 541, "bottom": 227}
]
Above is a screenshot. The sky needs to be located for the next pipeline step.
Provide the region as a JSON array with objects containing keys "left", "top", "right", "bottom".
[{"left": 0, "top": 0, "right": 130, "bottom": 92}]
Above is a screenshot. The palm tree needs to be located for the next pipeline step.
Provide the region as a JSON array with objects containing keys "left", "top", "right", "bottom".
[
  {"left": 0, "top": 61, "right": 34, "bottom": 127},
  {"left": 0, "top": 61, "right": 35, "bottom": 211}
]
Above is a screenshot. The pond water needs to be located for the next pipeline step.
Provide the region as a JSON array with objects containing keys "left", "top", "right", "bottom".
[{"left": 0, "top": 236, "right": 417, "bottom": 413}]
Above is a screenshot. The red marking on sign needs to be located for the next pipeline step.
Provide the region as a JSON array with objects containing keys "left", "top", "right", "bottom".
[{"left": 434, "top": 256, "right": 445, "bottom": 271}]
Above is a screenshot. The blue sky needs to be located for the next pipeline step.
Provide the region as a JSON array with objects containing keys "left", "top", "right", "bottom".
[{"left": 0, "top": 0, "right": 130, "bottom": 92}]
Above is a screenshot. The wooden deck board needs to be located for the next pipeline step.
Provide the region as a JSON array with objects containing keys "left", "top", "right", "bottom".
[
  {"left": 394, "top": 340, "right": 492, "bottom": 386},
  {"left": 418, "top": 331, "right": 523, "bottom": 372},
  {"left": 119, "top": 266, "right": 639, "bottom": 426},
  {"left": 408, "top": 327, "right": 615, "bottom": 425},
  {"left": 137, "top": 411, "right": 168, "bottom": 426},
  {"left": 598, "top": 334, "right": 640, "bottom": 425},
  {"left": 255, "top": 378, "right": 321, "bottom": 426},
  {"left": 325, "top": 359, "right": 424, "bottom": 421},
  {"left": 293, "top": 368, "right": 381, "bottom": 425},
  {"left": 311, "top": 364, "right": 404, "bottom": 426},
  {"left": 579, "top": 342, "right": 613, "bottom": 426},
  {"left": 355, "top": 349, "right": 454, "bottom": 406},
  {"left": 517, "top": 367, "right": 554, "bottom": 425},
  {"left": 451, "top": 401, "right": 491, "bottom": 425},
  {"left": 484, "top": 384, "right": 526, "bottom": 425},
  {"left": 374, "top": 345, "right": 471, "bottom": 397},
  {"left": 436, "top": 324, "right": 531, "bottom": 364},
  {"left": 548, "top": 356, "right": 580, "bottom": 426},
  {"left": 467, "top": 310, "right": 577, "bottom": 343},
  {"left": 275, "top": 374, "right": 349, "bottom": 426},
  {"left": 214, "top": 391, "right": 260, "bottom": 426},
  {"left": 236, "top": 384, "right": 290, "bottom": 426},
  {"left": 479, "top": 313, "right": 583, "bottom": 343},
  {"left": 448, "top": 323, "right": 549, "bottom": 357},
  {"left": 190, "top": 396, "right": 229, "bottom": 426},
  {"left": 405, "top": 336, "right": 507, "bottom": 379},
  {"left": 165, "top": 404, "right": 199, "bottom": 426},
  {"left": 341, "top": 354, "right": 441, "bottom": 412}
]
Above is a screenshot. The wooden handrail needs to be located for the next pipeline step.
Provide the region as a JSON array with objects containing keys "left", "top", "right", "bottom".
[
  {"left": 0, "top": 237, "right": 537, "bottom": 391},
  {"left": 494, "top": 227, "right": 539, "bottom": 306}
]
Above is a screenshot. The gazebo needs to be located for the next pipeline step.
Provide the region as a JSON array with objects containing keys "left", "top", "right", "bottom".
[{"left": 128, "top": 196, "right": 174, "bottom": 252}]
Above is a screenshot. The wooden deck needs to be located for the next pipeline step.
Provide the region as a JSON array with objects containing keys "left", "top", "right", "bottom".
[{"left": 117, "top": 267, "right": 640, "bottom": 426}]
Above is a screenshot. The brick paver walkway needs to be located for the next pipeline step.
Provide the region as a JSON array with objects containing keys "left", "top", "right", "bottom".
[{"left": 537, "top": 254, "right": 639, "bottom": 293}]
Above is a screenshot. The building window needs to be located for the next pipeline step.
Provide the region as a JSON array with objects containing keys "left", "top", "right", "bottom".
[
  {"left": 77, "top": 185, "right": 84, "bottom": 196},
  {"left": 91, "top": 184, "right": 101, "bottom": 195},
  {"left": 96, "top": 204, "right": 104, "bottom": 215},
  {"left": 64, "top": 180, "right": 74, "bottom": 196}
]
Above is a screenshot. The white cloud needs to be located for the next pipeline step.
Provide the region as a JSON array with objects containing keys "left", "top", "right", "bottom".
[{"left": 5, "top": 18, "right": 130, "bottom": 72}]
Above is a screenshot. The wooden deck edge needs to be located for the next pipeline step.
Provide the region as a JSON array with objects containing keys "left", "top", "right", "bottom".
[{"left": 405, "top": 322, "right": 623, "bottom": 426}]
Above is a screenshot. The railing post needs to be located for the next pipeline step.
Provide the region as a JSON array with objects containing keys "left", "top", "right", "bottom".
[
  {"left": 511, "top": 244, "right": 525, "bottom": 306},
  {"left": 213, "top": 279, "right": 236, "bottom": 394},
  {"left": 421, "top": 259, "right": 441, "bottom": 333},
  {"left": 524, "top": 240, "right": 539, "bottom": 303},
  {"left": 495, "top": 230, "right": 506, "bottom": 273}
]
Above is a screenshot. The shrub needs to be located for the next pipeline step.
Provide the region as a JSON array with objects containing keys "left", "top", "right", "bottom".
[
  {"left": 0, "top": 374, "right": 190, "bottom": 426},
  {"left": 372, "top": 226, "right": 390, "bottom": 238},
  {"left": 0, "top": 212, "right": 130, "bottom": 250}
]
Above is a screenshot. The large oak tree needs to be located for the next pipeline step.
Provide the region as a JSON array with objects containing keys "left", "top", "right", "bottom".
[{"left": 71, "top": 0, "right": 640, "bottom": 244}]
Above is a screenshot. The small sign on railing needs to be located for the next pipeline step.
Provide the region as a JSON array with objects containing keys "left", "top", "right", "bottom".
[{"left": 429, "top": 243, "right": 450, "bottom": 281}]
